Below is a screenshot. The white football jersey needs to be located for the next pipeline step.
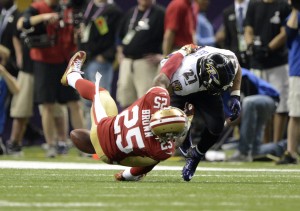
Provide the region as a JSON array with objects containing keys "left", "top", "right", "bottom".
[{"left": 160, "top": 46, "right": 239, "bottom": 96}]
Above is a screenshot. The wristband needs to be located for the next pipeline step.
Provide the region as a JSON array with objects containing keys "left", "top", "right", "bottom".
[
  {"left": 230, "top": 90, "right": 240, "bottom": 96},
  {"left": 177, "top": 49, "right": 188, "bottom": 56}
]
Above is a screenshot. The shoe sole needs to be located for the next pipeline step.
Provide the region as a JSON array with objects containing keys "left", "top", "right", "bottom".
[{"left": 61, "top": 51, "right": 86, "bottom": 86}]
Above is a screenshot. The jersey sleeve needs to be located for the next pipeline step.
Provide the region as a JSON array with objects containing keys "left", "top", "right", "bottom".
[
  {"left": 142, "top": 87, "right": 171, "bottom": 111},
  {"left": 160, "top": 53, "right": 184, "bottom": 79}
]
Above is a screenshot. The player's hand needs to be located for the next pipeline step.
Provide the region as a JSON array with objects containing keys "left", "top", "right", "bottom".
[
  {"left": 229, "top": 95, "right": 241, "bottom": 121},
  {"left": 179, "top": 44, "right": 198, "bottom": 56},
  {"left": 183, "top": 102, "right": 194, "bottom": 118}
]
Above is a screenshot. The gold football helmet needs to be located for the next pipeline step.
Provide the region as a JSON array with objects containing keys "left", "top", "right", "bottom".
[{"left": 150, "top": 107, "right": 188, "bottom": 143}]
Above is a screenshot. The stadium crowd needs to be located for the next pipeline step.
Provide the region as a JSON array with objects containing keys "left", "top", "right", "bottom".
[{"left": 0, "top": 0, "right": 299, "bottom": 181}]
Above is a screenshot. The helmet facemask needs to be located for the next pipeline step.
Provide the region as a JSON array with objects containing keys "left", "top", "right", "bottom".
[{"left": 150, "top": 107, "right": 188, "bottom": 143}]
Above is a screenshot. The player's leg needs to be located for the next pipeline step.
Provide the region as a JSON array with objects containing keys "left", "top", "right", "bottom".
[
  {"left": 118, "top": 156, "right": 158, "bottom": 167},
  {"left": 61, "top": 51, "right": 96, "bottom": 101},
  {"left": 61, "top": 51, "right": 115, "bottom": 159},
  {"left": 170, "top": 95, "right": 193, "bottom": 156},
  {"left": 90, "top": 73, "right": 118, "bottom": 162},
  {"left": 65, "top": 87, "right": 112, "bottom": 158},
  {"left": 181, "top": 92, "right": 224, "bottom": 181}
]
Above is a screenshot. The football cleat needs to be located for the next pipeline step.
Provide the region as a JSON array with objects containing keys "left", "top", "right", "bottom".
[
  {"left": 182, "top": 146, "right": 204, "bottom": 182},
  {"left": 179, "top": 146, "right": 189, "bottom": 157},
  {"left": 61, "top": 51, "right": 86, "bottom": 86}
]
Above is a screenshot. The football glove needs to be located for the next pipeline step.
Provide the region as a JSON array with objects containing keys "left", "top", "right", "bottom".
[
  {"left": 178, "top": 44, "right": 198, "bottom": 56},
  {"left": 229, "top": 95, "right": 241, "bottom": 121}
]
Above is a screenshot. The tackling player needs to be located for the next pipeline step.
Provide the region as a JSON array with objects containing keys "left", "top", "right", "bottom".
[
  {"left": 61, "top": 51, "right": 189, "bottom": 181},
  {"left": 153, "top": 44, "right": 242, "bottom": 181}
]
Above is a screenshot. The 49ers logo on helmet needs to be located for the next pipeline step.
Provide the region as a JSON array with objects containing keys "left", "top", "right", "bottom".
[{"left": 150, "top": 107, "right": 187, "bottom": 138}]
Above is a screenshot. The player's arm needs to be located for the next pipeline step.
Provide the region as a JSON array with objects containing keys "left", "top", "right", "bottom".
[
  {"left": 119, "top": 156, "right": 159, "bottom": 167},
  {"left": 227, "top": 64, "right": 242, "bottom": 124},
  {"left": 230, "top": 64, "right": 242, "bottom": 95},
  {"left": 153, "top": 72, "right": 171, "bottom": 89},
  {"left": 153, "top": 44, "right": 198, "bottom": 88},
  {"left": 115, "top": 164, "right": 157, "bottom": 181}
]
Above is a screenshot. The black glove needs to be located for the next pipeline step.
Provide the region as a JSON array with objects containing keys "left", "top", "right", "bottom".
[
  {"left": 228, "top": 95, "right": 241, "bottom": 121},
  {"left": 252, "top": 45, "right": 270, "bottom": 61}
]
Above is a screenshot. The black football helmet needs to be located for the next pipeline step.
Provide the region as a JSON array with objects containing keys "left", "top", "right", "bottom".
[{"left": 197, "top": 53, "right": 235, "bottom": 95}]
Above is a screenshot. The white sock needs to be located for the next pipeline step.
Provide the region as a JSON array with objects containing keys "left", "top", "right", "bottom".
[
  {"left": 93, "top": 72, "right": 108, "bottom": 123},
  {"left": 67, "top": 72, "right": 82, "bottom": 88},
  {"left": 122, "top": 167, "right": 140, "bottom": 181}
]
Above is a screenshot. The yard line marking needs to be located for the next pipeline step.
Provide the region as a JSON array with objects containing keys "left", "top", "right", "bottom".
[
  {"left": 0, "top": 200, "right": 200, "bottom": 208},
  {"left": 0, "top": 201, "right": 106, "bottom": 208},
  {"left": 0, "top": 160, "right": 300, "bottom": 172}
]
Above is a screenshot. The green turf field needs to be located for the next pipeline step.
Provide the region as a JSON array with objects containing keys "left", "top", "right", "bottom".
[{"left": 1, "top": 146, "right": 300, "bottom": 211}]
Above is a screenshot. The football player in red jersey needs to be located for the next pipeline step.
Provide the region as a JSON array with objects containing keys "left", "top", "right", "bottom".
[{"left": 61, "top": 51, "right": 190, "bottom": 181}]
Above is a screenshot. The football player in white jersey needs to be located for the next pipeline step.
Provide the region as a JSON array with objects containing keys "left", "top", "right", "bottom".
[{"left": 154, "top": 44, "right": 242, "bottom": 181}]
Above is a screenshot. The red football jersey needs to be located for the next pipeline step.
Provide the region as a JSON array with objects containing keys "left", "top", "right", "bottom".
[{"left": 97, "top": 87, "right": 175, "bottom": 163}]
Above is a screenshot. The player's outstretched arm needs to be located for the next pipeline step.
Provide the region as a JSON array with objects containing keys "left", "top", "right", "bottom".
[
  {"left": 115, "top": 164, "right": 157, "bottom": 181},
  {"left": 230, "top": 64, "right": 242, "bottom": 93},
  {"left": 153, "top": 73, "right": 170, "bottom": 89},
  {"left": 119, "top": 156, "right": 159, "bottom": 167}
]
